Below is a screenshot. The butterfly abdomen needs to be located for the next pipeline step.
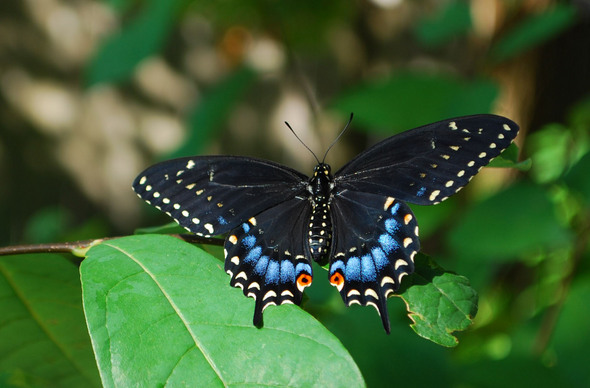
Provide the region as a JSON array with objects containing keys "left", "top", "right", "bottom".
[{"left": 307, "top": 163, "right": 334, "bottom": 264}]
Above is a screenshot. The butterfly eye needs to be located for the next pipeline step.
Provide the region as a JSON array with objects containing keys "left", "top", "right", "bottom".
[
  {"left": 329, "top": 272, "right": 344, "bottom": 291},
  {"left": 296, "top": 273, "right": 312, "bottom": 290}
]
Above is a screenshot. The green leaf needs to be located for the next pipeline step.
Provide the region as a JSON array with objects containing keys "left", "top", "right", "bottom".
[
  {"left": 564, "top": 151, "right": 590, "bottom": 202},
  {"left": 0, "top": 254, "right": 101, "bottom": 387},
  {"left": 398, "top": 254, "right": 478, "bottom": 347},
  {"left": 490, "top": 4, "right": 577, "bottom": 63},
  {"left": 415, "top": 0, "right": 472, "bottom": 47},
  {"left": 134, "top": 221, "right": 187, "bottom": 235},
  {"left": 86, "top": 0, "right": 182, "bottom": 85},
  {"left": 488, "top": 143, "right": 530, "bottom": 170},
  {"left": 170, "top": 66, "right": 258, "bottom": 158},
  {"left": 81, "top": 235, "right": 363, "bottom": 387},
  {"left": 331, "top": 72, "right": 498, "bottom": 133},
  {"left": 449, "top": 182, "right": 571, "bottom": 261}
]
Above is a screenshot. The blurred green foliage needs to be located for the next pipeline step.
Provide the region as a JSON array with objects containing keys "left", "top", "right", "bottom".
[{"left": 1, "top": 0, "right": 589, "bottom": 387}]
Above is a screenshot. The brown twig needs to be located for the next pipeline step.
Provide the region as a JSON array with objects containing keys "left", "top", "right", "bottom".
[{"left": 0, "top": 234, "right": 224, "bottom": 257}]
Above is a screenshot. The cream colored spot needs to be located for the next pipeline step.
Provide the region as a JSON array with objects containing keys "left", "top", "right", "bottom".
[
  {"left": 186, "top": 160, "right": 195, "bottom": 169},
  {"left": 192, "top": 217, "right": 200, "bottom": 224},
  {"left": 429, "top": 190, "right": 440, "bottom": 201},
  {"left": 449, "top": 145, "right": 460, "bottom": 151},
  {"left": 498, "top": 133, "right": 505, "bottom": 139},
  {"left": 441, "top": 154, "right": 450, "bottom": 160},
  {"left": 403, "top": 238, "right": 412, "bottom": 248},
  {"left": 449, "top": 121, "right": 457, "bottom": 129},
  {"left": 196, "top": 189, "right": 204, "bottom": 195},
  {"left": 381, "top": 276, "right": 395, "bottom": 287},
  {"left": 173, "top": 203, "right": 180, "bottom": 209},
  {"left": 153, "top": 192, "right": 160, "bottom": 198},
  {"left": 489, "top": 143, "right": 497, "bottom": 149},
  {"left": 457, "top": 170, "right": 465, "bottom": 177},
  {"left": 383, "top": 197, "right": 395, "bottom": 211},
  {"left": 445, "top": 180, "right": 454, "bottom": 187},
  {"left": 231, "top": 256, "right": 240, "bottom": 265},
  {"left": 145, "top": 185, "right": 152, "bottom": 191},
  {"left": 467, "top": 161, "right": 475, "bottom": 167},
  {"left": 229, "top": 235, "right": 238, "bottom": 244},
  {"left": 365, "top": 289, "right": 379, "bottom": 299},
  {"left": 395, "top": 258, "right": 407, "bottom": 269},
  {"left": 503, "top": 124, "right": 511, "bottom": 131},
  {"left": 478, "top": 152, "right": 487, "bottom": 158},
  {"left": 249, "top": 217, "right": 257, "bottom": 226},
  {"left": 182, "top": 210, "right": 189, "bottom": 217},
  {"left": 185, "top": 183, "right": 195, "bottom": 190},
  {"left": 139, "top": 176, "right": 147, "bottom": 185},
  {"left": 162, "top": 198, "right": 170, "bottom": 204},
  {"left": 204, "top": 223, "right": 214, "bottom": 234}
]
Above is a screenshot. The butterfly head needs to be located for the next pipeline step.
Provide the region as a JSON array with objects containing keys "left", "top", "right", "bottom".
[{"left": 312, "top": 163, "right": 332, "bottom": 178}]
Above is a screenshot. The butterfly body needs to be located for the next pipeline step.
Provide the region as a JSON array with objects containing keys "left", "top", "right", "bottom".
[{"left": 133, "top": 114, "right": 519, "bottom": 333}]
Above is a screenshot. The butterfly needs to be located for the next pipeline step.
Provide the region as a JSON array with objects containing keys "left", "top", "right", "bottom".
[{"left": 132, "top": 114, "right": 519, "bottom": 333}]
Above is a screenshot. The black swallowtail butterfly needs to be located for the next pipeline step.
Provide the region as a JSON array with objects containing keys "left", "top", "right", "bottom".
[{"left": 133, "top": 114, "right": 519, "bottom": 333}]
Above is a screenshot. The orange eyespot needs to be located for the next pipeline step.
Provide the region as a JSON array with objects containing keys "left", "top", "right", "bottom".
[
  {"left": 330, "top": 272, "right": 344, "bottom": 287},
  {"left": 297, "top": 273, "right": 312, "bottom": 288}
]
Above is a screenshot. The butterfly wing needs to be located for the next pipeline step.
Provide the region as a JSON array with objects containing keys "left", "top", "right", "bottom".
[
  {"left": 335, "top": 114, "right": 519, "bottom": 205},
  {"left": 224, "top": 195, "right": 314, "bottom": 326},
  {"left": 329, "top": 190, "right": 419, "bottom": 333},
  {"left": 133, "top": 155, "right": 308, "bottom": 237}
]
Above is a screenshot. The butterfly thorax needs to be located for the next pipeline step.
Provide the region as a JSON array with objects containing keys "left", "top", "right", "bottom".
[{"left": 307, "top": 163, "right": 334, "bottom": 264}]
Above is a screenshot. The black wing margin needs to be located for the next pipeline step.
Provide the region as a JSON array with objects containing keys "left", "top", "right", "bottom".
[
  {"left": 132, "top": 155, "right": 308, "bottom": 237},
  {"left": 334, "top": 114, "right": 519, "bottom": 205}
]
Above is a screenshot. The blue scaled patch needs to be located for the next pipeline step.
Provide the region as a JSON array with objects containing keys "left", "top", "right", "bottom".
[
  {"left": 280, "top": 260, "right": 295, "bottom": 283},
  {"left": 242, "top": 223, "right": 250, "bottom": 233},
  {"left": 390, "top": 202, "right": 400, "bottom": 215},
  {"left": 379, "top": 233, "right": 399, "bottom": 254},
  {"left": 330, "top": 260, "right": 345, "bottom": 275},
  {"left": 295, "top": 262, "right": 312, "bottom": 275},
  {"left": 244, "top": 246, "right": 262, "bottom": 264},
  {"left": 266, "top": 260, "right": 280, "bottom": 284},
  {"left": 254, "top": 255, "right": 270, "bottom": 276},
  {"left": 417, "top": 186, "right": 426, "bottom": 197},
  {"left": 361, "top": 254, "right": 377, "bottom": 282},
  {"left": 345, "top": 256, "right": 361, "bottom": 281},
  {"left": 384, "top": 218, "right": 400, "bottom": 234},
  {"left": 242, "top": 235, "right": 256, "bottom": 249},
  {"left": 371, "top": 247, "right": 389, "bottom": 270},
  {"left": 218, "top": 216, "right": 228, "bottom": 225}
]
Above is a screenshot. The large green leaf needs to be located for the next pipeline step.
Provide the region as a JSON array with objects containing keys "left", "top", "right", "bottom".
[
  {"left": 81, "top": 235, "right": 364, "bottom": 387},
  {"left": 399, "top": 254, "right": 478, "bottom": 347},
  {"left": 86, "top": 0, "right": 182, "bottom": 85},
  {"left": 415, "top": 0, "right": 472, "bottom": 47},
  {"left": 331, "top": 72, "right": 498, "bottom": 133},
  {"left": 490, "top": 4, "right": 577, "bottom": 63},
  {"left": 448, "top": 182, "right": 571, "bottom": 261},
  {"left": 0, "top": 254, "right": 100, "bottom": 387},
  {"left": 564, "top": 151, "right": 590, "bottom": 203},
  {"left": 170, "top": 66, "right": 258, "bottom": 158}
]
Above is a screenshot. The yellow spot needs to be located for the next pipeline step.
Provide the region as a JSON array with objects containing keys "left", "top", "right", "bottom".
[
  {"left": 229, "top": 235, "right": 238, "bottom": 244},
  {"left": 449, "top": 145, "right": 460, "bottom": 151},
  {"left": 249, "top": 217, "right": 257, "bottom": 226},
  {"left": 185, "top": 183, "right": 195, "bottom": 190},
  {"left": 139, "top": 176, "right": 147, "bottom": 185},
  {"left": 449, "top": 121, "right": 457, "bottom": 129},
  {"left": 207, "top": 196, "right": 212, "bottom": 201},
  {"left": 503, "top": 124, "right": 511, "bottom": 131},
  {"left": 498, "top": 133, "right": 505, "bottom": 139},
  {"left": 145, "top": 185, "right": 152, "bottom": 191},
  {"left": 467, "top": 161, "right": 475, "bottom": 167},
  {"left": 196, "top": 189, "right": 204, "bottom": 195},
  {"left": 186, "top": 160, "right": 195, "bottom": 169},
  {"left": 419, "top": 172, "right": 426, "bottom": 178},
  {"left": 445, "top": 180, "right": 454, "bottom": 187},
  {"left": 457, "top": 170, "right": 465, "bottom": 177},
  {"left": 403, "top": 238, "right": 412, "bottom": 248},
  {"left": 431, "top": 163, "right": 438, "bottom": 168},
  {"left": 217, "top": 202, "right": 223, "bottom": 207},
  {"left": 383, "top": 197, "right": 395, "bottom": 211},
  {"left": 478, "top": 152, "right": 487, "bottom": 158},
  {"left": 489, "top": 143, "right": 497, "bottom": 149},
  {"left": 441, "top": 154, "right": 450, "bottom": 160},
  {"left": 404, "top": 214, "right": 413, "bottom": 225}
]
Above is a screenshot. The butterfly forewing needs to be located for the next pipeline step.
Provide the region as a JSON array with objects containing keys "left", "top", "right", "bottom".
[
  {"left": 329, "top": 190, "right": 419, "bottom": 333},
  {"left": 224, "top": 196, "right": 314, "bottom": 326},
  {"left": 133, "top": 156, "right": 308, "bottom": 237},
  {"left": 334, "top": 115, "right": 519, "bottom": 205}
]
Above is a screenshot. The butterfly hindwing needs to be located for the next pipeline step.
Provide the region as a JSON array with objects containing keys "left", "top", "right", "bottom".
[
  {"left": 133, "top": 155, "right": 308, "bottom": 236},
  {"left": 328, "top": 190, "right": 419, "bottom": 333},
  {"left": 335, "top": 114, "right": 519, "bottom": 205},
  {"left": 224, "top": 195, "right": 314, "bottom": 326}
]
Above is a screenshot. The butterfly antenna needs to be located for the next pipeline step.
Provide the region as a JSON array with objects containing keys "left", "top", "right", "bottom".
[
  {"left": 321, "top": 113, "right": 354, "bottom": 163},
  {"left": 284, "top": 121, "right": 321, "bottom": 165}
]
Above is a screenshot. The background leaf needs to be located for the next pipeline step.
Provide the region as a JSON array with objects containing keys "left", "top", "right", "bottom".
[
  {"left": 331, "top": 72, "right": 498, "bottom": 133},
  {"left": 0, "top": 254, "right": 100, "bottom": 387},
  {"left": 86, "top": 0, "right": 182, "bottom": 85},
  {"left": 490, "top": 4, "right": 577, "bottom": 63},
  {"left": 81, "top": 235, "right": 364, "bottom": 387}
]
